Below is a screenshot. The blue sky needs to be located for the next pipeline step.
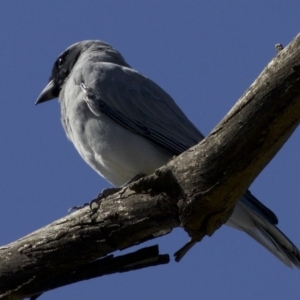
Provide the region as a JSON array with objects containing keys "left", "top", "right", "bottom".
[{"left": 0, "top": 1, "right": 300, "bottom": 299}]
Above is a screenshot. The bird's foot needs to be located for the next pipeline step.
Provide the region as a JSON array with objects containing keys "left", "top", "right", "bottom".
[
  {"left": 68, "top": 187, "right": 122, "bottom": 214},
  {"left": 68, "top": 173, "right": 145, "bottom": 213},
  {"left": 122, "top": 173, "right": 146, "bottom": 186},
  {"left": 68, "top": 202, "right": 90, "bottom": 213},
  {"left": 93, "top": 187, "right": 122, "bottom": 203}
]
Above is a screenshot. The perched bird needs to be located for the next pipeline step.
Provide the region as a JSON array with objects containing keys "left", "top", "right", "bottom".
[{"left": 36, "top": 40, "right": 300, "bottom": 267}]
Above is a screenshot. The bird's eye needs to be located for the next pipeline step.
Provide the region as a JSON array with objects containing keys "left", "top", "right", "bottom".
[
  {"left": 57, "top": 50, "right": 70, "bottom": 69},
  {"left": 58, "top": 57, "right": 64, "bottom": 67}
]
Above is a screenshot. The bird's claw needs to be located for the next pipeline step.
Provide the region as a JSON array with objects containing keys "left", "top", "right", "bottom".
[
  {"left": 68, "top": 203, "right": 90, "bottom": 213},
  {"left": 68, "top": 187, "right": 122, "bottom": 214}
]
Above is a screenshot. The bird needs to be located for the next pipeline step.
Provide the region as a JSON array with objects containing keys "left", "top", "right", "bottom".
[{"left": 36, "top": 40, "right": 300, "bottom": 268}]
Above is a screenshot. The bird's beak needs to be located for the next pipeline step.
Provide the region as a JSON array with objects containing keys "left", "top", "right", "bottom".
[{"left": 35, "top": 80, "right": 57, "bottom": 105}]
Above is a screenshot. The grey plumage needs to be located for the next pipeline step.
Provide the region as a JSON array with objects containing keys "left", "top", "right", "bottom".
[{"left": 36, "top": 40, "right": 300, "bottom": 268}]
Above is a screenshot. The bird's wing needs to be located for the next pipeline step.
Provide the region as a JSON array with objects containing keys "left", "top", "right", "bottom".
[{"left": 77, "top": 62, "right": 204, "bottom": 156}]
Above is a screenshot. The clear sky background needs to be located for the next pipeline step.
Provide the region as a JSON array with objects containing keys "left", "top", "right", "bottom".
[{"left": 0, "top": 1, "right": 300, "bottom": 299}]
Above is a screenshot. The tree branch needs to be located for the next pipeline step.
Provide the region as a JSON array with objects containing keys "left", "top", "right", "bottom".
[
  {"left": 27, "top": 245, "right": 169, "bottom": 300},
  {"left": 1, "top": 33, "right": 300, "bottom": 299}
]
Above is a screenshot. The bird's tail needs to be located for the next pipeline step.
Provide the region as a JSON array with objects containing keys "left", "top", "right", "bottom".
[{"left": 226, "top": 191, "right": 300, "bottom": 268}]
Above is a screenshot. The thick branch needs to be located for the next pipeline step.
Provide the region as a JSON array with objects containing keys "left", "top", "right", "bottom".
[{"left": 1, "top": 34, "right": 300, "bottom": 299}]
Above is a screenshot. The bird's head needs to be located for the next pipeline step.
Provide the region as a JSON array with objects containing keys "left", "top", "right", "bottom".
[{"left": 36, "top": 40, "right": 127, "bottom": 104}]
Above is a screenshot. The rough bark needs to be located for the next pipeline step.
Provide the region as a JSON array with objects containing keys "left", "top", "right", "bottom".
[{"left": 1, "top": 33, "right": 300, "bottom": 299}]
